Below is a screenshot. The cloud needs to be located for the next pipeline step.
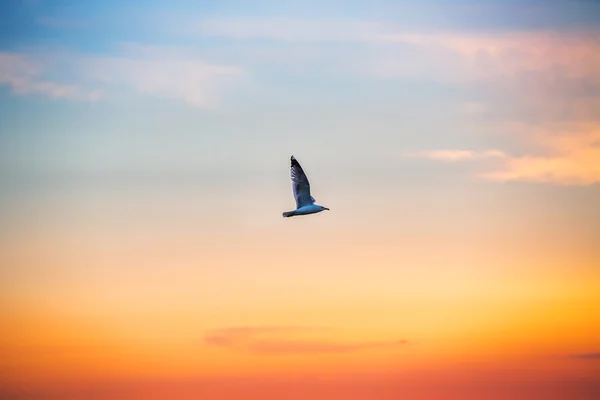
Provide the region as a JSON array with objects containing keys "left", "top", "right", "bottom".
[
  {"left": 0, "top": 52, "right": 98, "bottom": 101},
  {"left": 194, "top": 18, "right": 380, "bottom": 42},
  {"left": 0, "top": 46, "right": 244, "bottom": 108},
  {"left": 82, "top": 55, "right": 243, "bottom": 109},
  {"left": 356, "top": 29, "right": 600, "bottom": 131},
  {"left": 481, "top": 127, "right": 600, "bottom": 185},
  {"left": 570, "top": 352, "right": 600, "bottom": 360},
  {"left": 410, "top": 124, "right": 600, "bottom": 186},
  {"left": 407, "top": 150, "right": 507, "bottom": 162},
  {"left": 204, "top": 326, "right": 407, "bottom": 355},
  {"left": 188, "top": 18, "right": 600, "bottom": 120},
  {"left": 5, "top": 16, "right": 599, "bottom": 113},
  {"left": 190, "top": 17, "right": 600, "bottom": 79},
  {"left": 393, "top": 30, "right": 600, "bottom": 186},
  {"left": 366, "top": 30, "right": 600, "bottom": 88}
]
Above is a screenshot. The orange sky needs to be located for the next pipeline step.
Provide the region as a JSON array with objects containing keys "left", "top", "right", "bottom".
[{"left": 2, "top": 189, "right": 599, "bottom": 398}]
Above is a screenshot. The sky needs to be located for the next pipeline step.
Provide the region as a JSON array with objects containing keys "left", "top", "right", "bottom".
[{"left": 1, "top": 0, "right": 600, "bottom": 399}]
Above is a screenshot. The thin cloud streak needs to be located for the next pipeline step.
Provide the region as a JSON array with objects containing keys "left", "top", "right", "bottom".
[
  {"left": 4, "top": 19, "right": 600, "bottom": 110},
  {"left": 0, "top": 52, "right": 99, "bottom": 101},
  {"left": 367, "top": 31, "right": 600, "bottom": 87},
  {"left": 190, "top": 17, "right": 600, "bottom": 78},
  {"left": 189, "top": 17, "right": 600, "bottom": 109},
  {"left": 82, "top": 57, "right": 243, "bottom": 109},
  {"left": 407, "top": 150, "right": 507, "bottom": 162},
  {"left": 481, "top": 129, "right": 600, "bottom": 186},
  {"left": 204, "top": 326, "right": 407, "bottom": 355},
  {"left": 410, "top": 125, "right": 600, "bottom": 185},
  {"left": 570, "top": 352, "right": 600, "bottom": 360},
  {"left": 0, "top": 46, "right": 244, "bottom": 108}
]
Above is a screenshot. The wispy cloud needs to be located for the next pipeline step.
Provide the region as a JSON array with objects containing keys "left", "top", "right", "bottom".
[
  {"left": 189, "top": 17, "right": 600, "bottom": 79},
  {"left": 0, "top": 52, "right": 99, "bottom": 101},
  {"left": 81, "top": 48, "right": 244, "bottom": 109},
  {"left": 1, "top": 46, "right": 244, "bottom": 108},
  {"left": 204, "top": 326, "right": 407, "bottom": 355},
  {"left": 5, "top": 15, "right": 600, "bottom": 114},
  {"left": 410, "top": 124, "right": 600, "bottom": 186},
  {"left": 407, "top": 150, "right": 507, "bottom": 162},
  {"left": 188, "top": 18, "right": 600, "bottom": 118},
  {"left": 367, "top": 31, "right": 600, "bottom": 88},
  {"left": 481, "top": 126, "right": 600, "bottom": 185},
  {"left": 570, "top": 352, "right": 600, "bottom": 360}
]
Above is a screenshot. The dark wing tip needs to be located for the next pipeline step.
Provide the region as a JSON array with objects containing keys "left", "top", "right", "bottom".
[{"left": 291, "top": 155, "right": 300, "bottom": 167}]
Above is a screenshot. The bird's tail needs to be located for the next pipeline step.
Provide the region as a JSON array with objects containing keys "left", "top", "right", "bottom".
[{"left": 282, "top": 211, "right": 295, "bottom": 218}]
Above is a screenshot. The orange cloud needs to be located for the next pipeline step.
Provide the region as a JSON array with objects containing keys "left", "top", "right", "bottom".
[
  {"left": 369, "top": 29, "right": 600, "bottom": 125},
  {"left": 411, "top": 124, "right": 600, "bottom": 186},
  {"left": 372, "top": 30, "right": 600, "bottom": 83},
  {"left": 204, "top": 326, "right": 407, "bottom": 355},
  {"left": 395, "top": 30, "right": 600, "bottom": 185},
  {"left": 482, "top": 126, "right": 600, "bottom": 185},
  {"left": 570, "top": 352, "right": 600, "bottom": 360},
  {"left": 188, "top": 18, "right": 600, "bottom": 91}
]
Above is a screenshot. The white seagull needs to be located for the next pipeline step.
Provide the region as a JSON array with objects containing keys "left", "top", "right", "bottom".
[{"left": 282, "top": 155, "right": 330, "bottom": 218}]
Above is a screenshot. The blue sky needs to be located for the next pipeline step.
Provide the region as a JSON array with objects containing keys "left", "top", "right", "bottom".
[{"left": 1, "top": 0, "right": 599, "bottom": 197}]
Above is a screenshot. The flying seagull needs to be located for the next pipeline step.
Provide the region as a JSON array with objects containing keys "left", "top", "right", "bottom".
[{"left": 282, "top": 155, "right": 330, "bottom": 218}]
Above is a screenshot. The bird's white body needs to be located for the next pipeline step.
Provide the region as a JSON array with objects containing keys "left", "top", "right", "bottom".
[{"left": 282, "top": 156, "right": 329, "bottom": 218}]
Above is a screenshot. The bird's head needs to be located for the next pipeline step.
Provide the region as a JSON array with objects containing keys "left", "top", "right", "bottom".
[{"left": 321, "top": 206, "right": 330, "bottom": 211}]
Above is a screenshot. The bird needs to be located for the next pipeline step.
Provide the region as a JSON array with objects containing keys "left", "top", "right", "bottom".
[{"left": 282, "top": 155, "right": 330, "bottom": 218}]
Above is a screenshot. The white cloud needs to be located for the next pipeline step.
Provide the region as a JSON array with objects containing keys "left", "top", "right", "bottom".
[
  {"left": 83, "top": 57, "right": 242, "bottom": 108},
  {"left": 0, "top": 52, "right": 96, "bottom": 100},
  {"left": 0, "top": 46, "right": 244, "bottom": 108}
]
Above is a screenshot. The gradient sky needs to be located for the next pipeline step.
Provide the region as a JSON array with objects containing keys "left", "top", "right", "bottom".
[{"left": 1, "top": 1, "right": 600, "bottom": 399}]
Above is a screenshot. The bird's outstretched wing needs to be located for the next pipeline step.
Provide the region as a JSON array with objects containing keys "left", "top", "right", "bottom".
[{"left": 290, "top": 155, "right": 315, "bottom": 208}]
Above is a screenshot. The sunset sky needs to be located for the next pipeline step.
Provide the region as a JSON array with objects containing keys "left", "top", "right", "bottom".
[{"left": 1, "top": 1, "right": 599, "bottom": 399}]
